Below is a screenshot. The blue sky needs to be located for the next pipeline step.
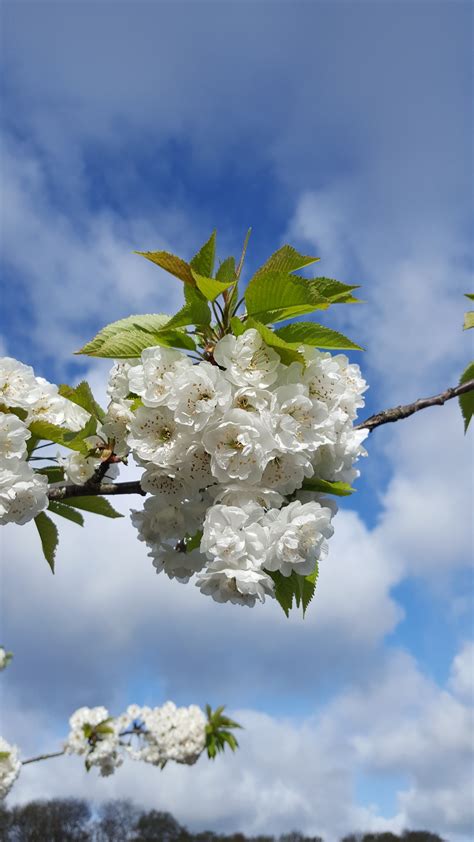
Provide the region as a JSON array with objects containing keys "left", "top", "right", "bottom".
[{"left": 0, "top": 1, "right": 473, "bottom": 839}]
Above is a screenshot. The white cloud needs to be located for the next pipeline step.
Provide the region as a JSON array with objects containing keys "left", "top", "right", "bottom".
[{"left": 449, "top": 641, "right": 474, "bottom": 702}]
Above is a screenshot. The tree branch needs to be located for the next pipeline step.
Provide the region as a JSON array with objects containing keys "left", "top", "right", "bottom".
[
  {"left": 45, "top": 380, "right": 474, "bottom": 500},
  {"left": 355, "top": 378, "right": 474, "bottom": 432}
]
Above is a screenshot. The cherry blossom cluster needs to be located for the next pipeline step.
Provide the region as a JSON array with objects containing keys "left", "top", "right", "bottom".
[
  {"left": 0, "top": 737, "right": 21, "bottom": 800},
  {"left": 117, "top": 328, "right": 368, "bottom": 606},
  {"left": 0, "top": 357, "right": 89, "bottom": 525},
  {"left": 64, "top": 702, "right": 207, "bottom": 777}
]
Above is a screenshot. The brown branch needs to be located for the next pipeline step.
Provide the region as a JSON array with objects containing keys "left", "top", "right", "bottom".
[
  {"left": 45, "top": 380, "right": 474, "bottom": 500},
  {"left": 356, "top": 379, "right": 474, "bottom": 432},
  {"left": 22, "top": 750, "right": 65, "bottom": 766},
  {"left": 48, "top": 481, "right": 145, "bottom": 501}
]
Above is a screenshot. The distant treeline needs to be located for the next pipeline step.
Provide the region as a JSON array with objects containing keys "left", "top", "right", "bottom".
[{"left": 0, "top": 798, "right": 447, "bottom": 842}]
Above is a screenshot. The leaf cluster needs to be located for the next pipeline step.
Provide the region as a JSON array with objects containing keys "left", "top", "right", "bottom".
[{"left": 205, "top": 705, "right": 241, "bottom": 759}]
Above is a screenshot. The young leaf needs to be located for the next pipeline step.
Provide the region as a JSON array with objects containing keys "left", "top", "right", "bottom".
[
  {"left": 266, "top": 570, "right": 296, "bottom": 617},
  {"left": 60, "top": 496, "right": 123, "bottom": 518},
  {"left": 166, "top": 285, "right": 211, "bottom": 328},
  {"left": 77, "top": 314, "right": 171, "bottom": 356},
  {"left": 251, "top": 244, "right": 320, "bottom": 278},
  {"left": 191, "top": 269, "right": 235, "bottom": 302},
  {"left": 48, "top": 500, "right": 84, "bottom": 526},
  {"left": 310, "top": 277, "right": 361, "bottom": 304},
  {"left": 190, "top": 231, "right": 216, "bottom": 278},
  {"left": 134, "top": 251, "right": 195, "bottom": 284},
  {"left": 80, "top": 324, "right": 195, "bottom": 358},
  {"left": 275, "top": 322, "right": 363, "bottom": 351},
  {"left": 185, "top": 530, "right": 203, "bottom": 552},
  {"left": 246, "top": 319, "right": 305, "bottom": 365},
  {"left": 245, "top": 272, "right": 330, "bottom": 324},
  {"left": 58, "top": 381, "right": 105, "bottom": 422},
  {"left": 459, "top": 361, "right": 474, "bottom": 432},
  {"left": 34, "top": 512, "right": 58, "bottom": 573},
  {"left": 301, "top": 477, "right": 355, "bottom": 496},
  {"left": 465, "top": 293, "right": 474, "bottom": 301}
]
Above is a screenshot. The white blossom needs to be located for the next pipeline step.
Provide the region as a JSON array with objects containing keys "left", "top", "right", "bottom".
[
  {"left": 0, "top": 737, "right": 21, "bottom": 800},
  {"left": 128, "top": 346, "right": 192, "bottom": 408},
  {"left": 65, "top": 706, "right": 122, "bottom": 777},
  {"left": 264, "top": 499, "right": 335, "bottom": 577},
  {"left": 202, "top": 408, "right": 275, "bottom": 484},
  {"left": 261, "top": 450, "right": 314, "bottom": 495},
  {"left": 0, "top": 460, "right": 48, "bottom": 525},
  {"left": 60, "top": 452, "right": 99, "bottom": 485},
  {"left": 167, "top": 361, "right": 232, "bottom": 430},
  {"left": 0, "top": 358, "right": 41, "bottom": 410},
  {"left": 214, "top": 329, "right": 281, "bottom": 388},
  {"left": 128, "top": 406, "right": 192, "bottom": 466},
  {"left": 0, "top": 414, "right": 30, "bottom": 462}
]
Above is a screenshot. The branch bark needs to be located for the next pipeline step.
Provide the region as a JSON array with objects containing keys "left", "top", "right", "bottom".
[
  {"left": 355, "top": 378, "right": 474, "bottom": 432},
  {"left": 46, "top": 379, "right": 474, "bottom": 500},
  {"left": 22, "top": 750, "right": 65, "bottom": 765}
]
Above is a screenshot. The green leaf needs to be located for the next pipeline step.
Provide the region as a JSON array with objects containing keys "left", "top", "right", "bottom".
[
  {"left": 58, "top": 381, "right": 105, "bottom": 422},
  {"left": 216, "top": 256, "right": 236, "bottom": 283},
  {"left": 166, "top": 285, "right": 211, "bottom": 329},
  {"left": 48, "top": 500, "right": 84, "bottom": 526},
  {"left": 301, "top": 477, "right": 355, "bottom": 496},
  {"left": 463, "top": 311, "right": 474, "bottom": 330},
  {"left": 185, "top": 530, "right": 203, "bottom": 552},
  {"left": 465, "top": 293, "right": 474, "bottom": 301},
  {"left": 266, "top": 570, "right": 296, "bottom": 617},
  {"left": 36, "top": 466, "right": 65, "bottom": 483},
  {"left": 76, "top": 314, "right": 171, "bottom": 356},
  {"left": 134, "top": 250, "right": 195, "bottom": 284},
  {"left": 80, "top": 323, "right": 195, "bottom": 358},
  {"left": 251, "top": 244, "right": 320, "bottom": 278},
  {"left": 190, "top": 231, "right": 216, "bottom": 278},
  {"left": 191, "top": 269, "right": 235, "bottom": 302},
  {"left": 230, "top": 316, "right": 246, "bottom": 336},
  {"left": 34, "top": 512, "right": 58, "bottom": 573},
  {"left": 459, "top": 361, "right": 474, "bottom": 432},
  {"left": 0, "top": 752, "right": 11, "bottom": 760},
  {"left": 28, "top": 420, "right": 93, "bottom": 455},
  {"left": 246, "top": 319, "right": 305, "bottom": 365},
  {"left": 275, "top": 322, "right": 363, "bottom": 351},
  {"left": 60, "top": 496, "right": 123, "bottom": 518},
  {"left": 309, "top": 277, "right": 361, "bottom": 304},
  {"left": 0, "top": 404, "right": 28, "bottom": 421},
  {"left": 245, "top": 272, "right": 331, "bottom": 324}
]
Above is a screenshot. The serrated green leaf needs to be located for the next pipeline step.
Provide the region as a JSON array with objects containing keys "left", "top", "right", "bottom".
[
  {"left": 459, "top": 361, "right": 474, "bottom": 432},
  {"left": 48, "top": 500, "right": 84, "bottom": 526},
  {"left": 310, "top": 277, "right": 361, "bottom": 304},
  {"left": 266, "top": 570, "right": 295, "bottom": 617},
  {"left": 58, "top": 381, "right": 105, "bottom": 422},
  {"left": 60, "top": 496, "right": 123, "bottom": 518},
  {"left": 191, "top": 269, "right": 235, "bottom": 302},
  {"left": 190, "top": 231, "right": 216, "bottom": 278},
  {"left": 252, "top": 244, "right": 320, "bottom": 278},
  {"left": 246, "top": 319, "right": 305, "bottom": 365},
  {"left": 245, "top": 272, "right": 331, "bottom": 324},
  {"left": 230, "top": 316, "right": 246, "bottom": 336},
  {"left": 275, "top": 322, "right": 363, "bottom": 351},
  {"left": 80, "top": 324, "right": 195, "bottom": 359},
  {"left": 463, "top": 311, "right": 474, "bottom": 330},
  {"left": 135, "top": 250, "right": 195, "bottom": 284},
  {"left": 465, "top": 293, "right": 474, "bottom": 301},
  {"left": 77, "top": 314, "right": 171, "bottom": 356},
  {"left": 166, "top": 286, "right": 211, "bottom": 329},
  {"left": 301, "top": 477, "right": 355, "bottom": 496},
  {"left": 216, "top": 256, "right": 236, "bottom": 283},
  {"left": 34, "top": 512, "right": 58, "bottom": 573}
]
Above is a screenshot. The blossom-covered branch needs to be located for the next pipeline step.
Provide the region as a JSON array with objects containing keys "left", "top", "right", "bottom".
[
  {"left": 356, "top": 378, "right": 474, "bottom": 432},
  {"left": 1, "top": 702, "right": 240, "bottom": 799}
]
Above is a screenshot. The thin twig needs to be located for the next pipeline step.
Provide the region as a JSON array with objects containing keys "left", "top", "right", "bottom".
[
  {"left": 22, "top": 750, "right": 65, "bottom": 766},
  {"left": 355, "top": 379, "right": 474, "bottom": 432}
]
